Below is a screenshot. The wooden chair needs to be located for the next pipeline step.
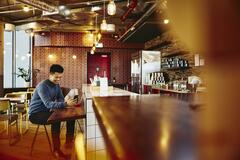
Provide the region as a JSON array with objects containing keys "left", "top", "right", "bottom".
[
  {"left": 27, "top": 87, "right": 35, "bottom": 93},
  {"left": 4, "top": 92, "right": 29, "bottom": 135},
  {"left": 0, "top": 99, "right": 19, "bottom": 145}
]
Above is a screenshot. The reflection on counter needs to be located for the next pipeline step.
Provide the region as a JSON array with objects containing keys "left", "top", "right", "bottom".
[{"left": 143, "top": 83, "right": 206, "bottom": 102}]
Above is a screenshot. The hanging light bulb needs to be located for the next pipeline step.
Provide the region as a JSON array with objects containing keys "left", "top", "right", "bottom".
[
  {"left": 107, "top": 0, "right": 116, "bottom": 15},
  {"left": 100, "top": 19, "right": 108, "bottom": 31},
  {"left": 101, "top": 0, "right": 108, "bottom": 31},
  {"left": 90, "top": 49, "right": 94, "bottom": 54},
  {"left": 92, "top": 46, "right": 96, "bottom": 52},
  {"left": 97, "top": 32, "right": 102, "bottom": 40},
  {"left": 23, "top": 6, "right": 30, "bottom": 12}
]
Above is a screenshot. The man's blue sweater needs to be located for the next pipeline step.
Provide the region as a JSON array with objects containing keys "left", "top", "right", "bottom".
[{"left": 29, "top": 79, "right": 66, "bottom": 115}]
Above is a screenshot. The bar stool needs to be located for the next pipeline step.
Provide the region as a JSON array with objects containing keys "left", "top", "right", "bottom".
[{"left": 30, "top": 122, "right": 52, "bottom": 155}]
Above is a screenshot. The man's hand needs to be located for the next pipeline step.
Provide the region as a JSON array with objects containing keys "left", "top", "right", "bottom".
[{"left": 65, "top": 98, "right": 77, "bottom": 106}]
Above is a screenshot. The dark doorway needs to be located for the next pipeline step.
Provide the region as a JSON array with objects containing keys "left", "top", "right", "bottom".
[{"left": 87, "top": 52, "right": 111, "bottom": 84}]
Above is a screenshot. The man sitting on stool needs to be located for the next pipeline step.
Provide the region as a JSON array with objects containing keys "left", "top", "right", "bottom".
[{"left": 29, "top": 64, "right": 77, "bottom": 159}]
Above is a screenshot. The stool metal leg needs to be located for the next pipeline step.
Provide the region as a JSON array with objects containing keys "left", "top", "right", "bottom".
[
  {"left": 77, "top": 120, "right": 83, "bottom": 133},
  {"left": 30, "top": 125, "right": 39, "bottom": 155},
  {"left": 43, "top": 125, "right": 52, "bottom": 153}
]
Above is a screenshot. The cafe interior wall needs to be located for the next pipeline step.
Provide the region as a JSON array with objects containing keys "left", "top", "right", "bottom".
[{"left": 32, "top": 32, "right": 142, "bottom": 91}]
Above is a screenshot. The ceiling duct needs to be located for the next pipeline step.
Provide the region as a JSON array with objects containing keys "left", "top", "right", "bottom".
[
  {"left": 16, "top": 0, "right": 56, "bottom": 12},
  {"left": 118, "top": 3, "right": 156, "bottom": 42},
  {"left": 120, "top": 0, "right": 137, "bottom": 22}
]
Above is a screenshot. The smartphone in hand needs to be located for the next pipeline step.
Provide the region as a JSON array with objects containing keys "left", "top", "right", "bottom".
[{"left": 74, "top": 95, "right": 78, "bottom": 102}]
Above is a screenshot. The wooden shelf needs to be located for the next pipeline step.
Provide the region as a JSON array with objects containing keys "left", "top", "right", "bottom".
[
  {"left": 161, "top": 67, "right": 191, "bottom": 71},
  {"left": 162, "top": 50, "right": 189, "bottom": 58}
]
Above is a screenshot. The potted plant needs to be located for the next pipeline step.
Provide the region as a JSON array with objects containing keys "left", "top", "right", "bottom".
[{"left": 17, "top": 67, "right": 31, "bottom": 87}]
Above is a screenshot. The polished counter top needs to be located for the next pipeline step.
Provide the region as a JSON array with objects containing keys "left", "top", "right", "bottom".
[
  {"left": 144, "top": 84, "right": 189, "bottom": 94},
  {"left": 82, "top": 84, "right": 137, "bottom": 99},
  {"left": 152, "top": 86, "right": 189, "bottom": 93},
  {"left": 92, "top": 95, "right": 198, "bottom": 160}
]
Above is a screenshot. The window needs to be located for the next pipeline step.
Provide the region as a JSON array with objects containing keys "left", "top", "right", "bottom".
[
  {"left": 3, "top": 31, "right": 13, "bottom": 88},
  {"left": 16, "top": 30, "right": 31, "bottom": 87},
  {"left": 3, "top": 29, "right": 31, "bottom": 88}
]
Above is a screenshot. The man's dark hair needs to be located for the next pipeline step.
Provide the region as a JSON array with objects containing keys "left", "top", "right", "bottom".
[{"left": 50, "top": 64, "right": 64, "bottom": 73}]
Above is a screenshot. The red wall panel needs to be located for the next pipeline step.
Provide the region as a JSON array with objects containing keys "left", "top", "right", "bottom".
[{"left": 87, "top": 53, "right": 111, "bottom": 83}]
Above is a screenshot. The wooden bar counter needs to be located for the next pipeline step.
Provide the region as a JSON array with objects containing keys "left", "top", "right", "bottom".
[
  {"left": 92, "top": 95, "right": 198, "bottom": 160},
  {"left": 82, "top": 84, "right": 137, "bottom": 159}
]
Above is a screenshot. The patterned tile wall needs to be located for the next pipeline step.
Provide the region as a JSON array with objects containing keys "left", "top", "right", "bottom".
[
  {"left": 33, "top": 32, "right": 141, "bottom": 91},
  {"left": 34, "top": 32, "right": 143, "bottom": 49}
]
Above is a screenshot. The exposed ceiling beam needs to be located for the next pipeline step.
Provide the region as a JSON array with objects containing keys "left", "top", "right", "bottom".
[
  {"left": 118, "top": 3, "right": 156, "bottom": 42},
  {"left": 0, "top": 3, "right": 21, "bottom": 10},
  {"left": 0, "top": 8, "right": 35, "bottom": 14},
  {"left": 66, "top": 0, "right": 125, "bottom": 7},
  {"left": 16, "top": 0, "right": 56, "bottom": 12}
]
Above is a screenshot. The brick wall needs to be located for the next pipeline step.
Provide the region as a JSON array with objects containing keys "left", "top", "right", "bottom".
[{"left": 33, "top": 32, "right": 142, "bottom": 91}]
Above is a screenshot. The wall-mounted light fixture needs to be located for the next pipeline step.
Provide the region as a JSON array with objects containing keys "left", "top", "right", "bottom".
[
  {"left": 72, "top": 55, "right": 77, "bottom": 59},
  {"left": 48, "top": 54, "right": 54, "bottom": 59}
]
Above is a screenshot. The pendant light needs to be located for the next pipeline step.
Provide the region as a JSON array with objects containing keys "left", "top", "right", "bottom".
[
  {"left": 95, "top": 15, "right": 102, "bottom": 43},
  {"left": 107, "top": 0, "right": 116, "bottom": 15},
  {"left": 100, "top": 0, "right": 108, "bottom": 31},
  {"left": 90, "top": 49, "right": 94, "bottom": 54}
]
